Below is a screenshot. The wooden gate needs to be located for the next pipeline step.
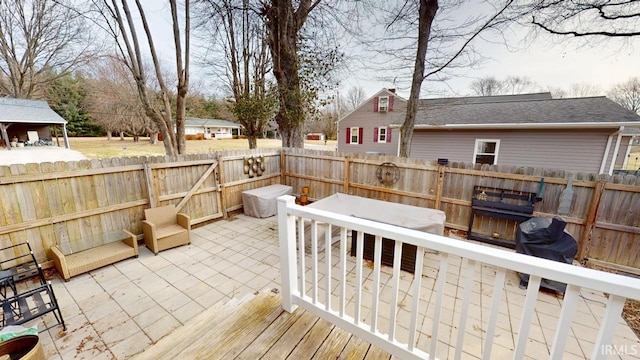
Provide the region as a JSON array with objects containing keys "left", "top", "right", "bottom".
[{"left": 144, "top": 158, "right": 224, "bottom": 226}]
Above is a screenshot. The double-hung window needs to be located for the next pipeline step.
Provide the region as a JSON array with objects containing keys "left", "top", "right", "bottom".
[
  {"left": 474, "top": 139, "right": 500, "bottom": 165},
  {"left": 347, "top": 127, "right": 362, "bottom": 144},
  {"left": 378, "top": 96, "right": 389, "bottom": 112},
  {"left": 378, "top": 127, "right": 386, "bottom": 142}
]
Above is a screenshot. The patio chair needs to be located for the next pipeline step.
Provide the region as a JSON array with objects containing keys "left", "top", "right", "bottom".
[{"left": 142, "top": 205, "right": 191, "bottom": 255}]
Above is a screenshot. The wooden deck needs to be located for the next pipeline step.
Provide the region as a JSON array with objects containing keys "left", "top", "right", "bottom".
[{"left": 132, "top": 289, "right": 392, "bottom": 359}]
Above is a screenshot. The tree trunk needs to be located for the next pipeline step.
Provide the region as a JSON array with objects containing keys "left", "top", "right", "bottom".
[
  {"left": 279, "top": 124, "right": 303, "bottom": 148},
  {"left": 247, "top": 135, "right": 258, "bottom": 149},
  {"left": 264, "top": 0, "right": 307, "bottom": 149},
  {"left": 119, "top": 131, "right": 125, "bottom": 140},
  {"left": 399, "top": 0, "right": 438, "bottom": 157},
  {"left": 149, "top": 132, "right": 158, "bottom": 144}
]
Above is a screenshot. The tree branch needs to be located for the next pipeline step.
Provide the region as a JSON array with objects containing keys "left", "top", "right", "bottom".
[
  {"left": 532, "top": 16, "right": 640, "bottom": 37},
  {"left": 424, "top": 0, "right": 515, "bottom": 79}
]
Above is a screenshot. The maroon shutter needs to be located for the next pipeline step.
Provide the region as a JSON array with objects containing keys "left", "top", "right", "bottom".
[
  {"left": 346, "top": 128, "right": 351, "bottom": 143},
  {"left": 389, "top": 96, "right": 394, "bottom": 111},
  {"left": 358, "top": 128, "right": 363, "bottom": 144},
  {"left": 373, "top": 127, "right": 378, "bottom": 142},
  {"left": 386, "top": 127, "right": 392, "bottom": 142},
  {"left": 373, "top": 97, "right": 379, "bottom": 112}
]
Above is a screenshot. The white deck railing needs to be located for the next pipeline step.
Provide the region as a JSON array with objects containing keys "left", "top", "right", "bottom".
[{"left": 277, "top": 195, "right": 640, "bottom": 360}]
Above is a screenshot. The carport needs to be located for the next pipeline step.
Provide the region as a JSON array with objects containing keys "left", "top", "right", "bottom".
[{"left": 0, "top": 97, "right": 70, "bottom": 150}]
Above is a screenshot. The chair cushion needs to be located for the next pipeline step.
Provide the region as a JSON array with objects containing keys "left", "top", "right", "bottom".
[
  {"left": 156, "top": 224, "right": 187, "bottom": 239},
  {"left": 145, "top": 205, "right": 177, "bottom": 227}
]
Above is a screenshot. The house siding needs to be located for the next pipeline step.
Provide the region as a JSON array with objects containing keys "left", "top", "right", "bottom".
[
  {"left": 337, "top": 91, "right": 406, "bottom": 155},
  {"left": 410, "top": 129, "right": 616, "bottom": 173}
]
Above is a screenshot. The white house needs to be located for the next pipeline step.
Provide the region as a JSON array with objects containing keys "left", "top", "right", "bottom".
[{"left": 185, "top": 117, "right": 242, "bottom": 139}]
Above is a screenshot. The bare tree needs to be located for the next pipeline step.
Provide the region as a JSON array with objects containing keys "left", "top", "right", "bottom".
[
  {"left": 470, "top": 75, "right": 538, "bottom": 95},
  {"left": 503, "top": 75, "right": 538, "bottom": 94},
  {"left": 395, "top": 0, "right": 516, "bottom": 157},
  {"left": 92, "top": 0, "right": 190, "bottom": 156},
  {"left": 0, "top": 0, "right": 98, "bottom": 98},
  {"left": 470, "top": 76, "right": 504, "bottom": 96},
  {"left": 261, "top": 0, "right": 329, "bottom": 148},
  {"left": 84, "top": 57, "right": 155, "bottom": 140},
  {"left": 608, "top": 77, "right": 640, "bottom": 114},
  {"left": 196, "top": 0, "right": 277, "bottom": 149},
  {"left": 567, "top": 82, "right": 603, "bottom": 97},
  {"left": 518, "top": 0, "right": 640, "bottom": 38},
  {"left": 345, "top": 86, "right": 367, "bottom": 111}
]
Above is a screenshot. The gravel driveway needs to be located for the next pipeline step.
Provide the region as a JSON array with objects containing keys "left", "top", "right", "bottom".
[{"left": 0, "top": 146, "right": 87, "bottom": 166}]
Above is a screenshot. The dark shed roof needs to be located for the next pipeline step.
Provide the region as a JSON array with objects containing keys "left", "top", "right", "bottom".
[{"left": 0, "top": 98, "right": 67, "bottom": 124}]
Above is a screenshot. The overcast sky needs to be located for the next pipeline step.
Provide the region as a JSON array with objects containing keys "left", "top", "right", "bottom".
[
  {"left": 140, "top": 1, "right": 640, "bottom": 101},
  {"left": 341, "top": 25, "right": 640, "bottom": 99}
]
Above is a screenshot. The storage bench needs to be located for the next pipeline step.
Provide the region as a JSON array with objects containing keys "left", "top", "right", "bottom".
[
  {"left": 50, "top": 230, "right": 138, "bottom": 281},
  {"left": 242, "top": 184, "right": 293, "bottom": 218}
]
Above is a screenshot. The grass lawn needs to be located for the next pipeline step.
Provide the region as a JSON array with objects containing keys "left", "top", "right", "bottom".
[{"left": 69, "top": 137, "right": 336, "bottom": 159}]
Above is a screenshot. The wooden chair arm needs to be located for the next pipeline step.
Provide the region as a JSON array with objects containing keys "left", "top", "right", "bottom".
[
  {"left": 177, "top": 213, "right": 191, "bottom": 230},
  {"left": 50, "top": 246, "right": 70, "bottom": 281}
]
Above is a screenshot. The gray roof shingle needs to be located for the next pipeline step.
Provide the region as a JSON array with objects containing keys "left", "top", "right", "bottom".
[
  {"left": 412, "top": 95, "right": 640, "bottom": 127},
  {"left": 0, "top": 98, "right": 66, "bottom": 124}
]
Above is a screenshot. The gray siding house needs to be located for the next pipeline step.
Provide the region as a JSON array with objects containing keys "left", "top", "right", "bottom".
[
  {"left": 337, "top": 89, "right": 640, "bottom": 174},
  {"left": 0, "top": 98, "right": 69, "bottom": 150}
]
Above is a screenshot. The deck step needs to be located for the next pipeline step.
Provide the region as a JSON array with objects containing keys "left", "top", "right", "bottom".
[{"left": 133, "top": 289, "right": 391, "bottom": 359}]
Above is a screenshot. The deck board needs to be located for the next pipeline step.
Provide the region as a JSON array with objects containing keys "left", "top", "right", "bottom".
[
  {"left": 133, "top": 290, "right": 392, "bottom": 360},
  {"left": 338, "top": 335, "right": 379, "bottom": 360},
  {"left": 286, "top": 317, "right": 334, "bottom": 358},
  {"left": 261, "top": 310, "right": 320, "bottom": 359},
  {"left": 312, "top": 326, "right": 354, "bottom": 359},
  {"left": 235, "top": 306, "right": 306, "bottom": 359}
]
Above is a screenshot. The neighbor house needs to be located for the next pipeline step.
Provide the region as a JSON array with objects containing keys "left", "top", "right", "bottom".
[
  {"left": 337, "top": 88, "right": 640, "bottom": 174},
  {"left": 0, "top": 97, "right": 69, "bottom": 150},
  {"left": 184, "top": 117, "right": 242, "bottom": 140}
]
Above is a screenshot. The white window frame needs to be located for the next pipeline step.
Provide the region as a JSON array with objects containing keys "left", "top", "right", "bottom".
[
  {"left": 378, "top": 96, "right": 389, "bottom": 112},
  {"left": 378, "top": 127, "right": 387, "bottom": 142},
  {"left": 473, "top": 139, "right": 500, "bottom": 165},
  {"left": 350, "top": 127, "right": 360, "bottom": 144}
]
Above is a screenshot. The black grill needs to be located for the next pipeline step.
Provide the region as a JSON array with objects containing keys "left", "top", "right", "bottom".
[{"left": 515, "top": 217, "right": 578, "bottom": 293}]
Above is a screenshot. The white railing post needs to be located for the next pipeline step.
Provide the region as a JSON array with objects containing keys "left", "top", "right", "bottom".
[{"left": 278, "top": 195, "right": 298, "bottom": 312}]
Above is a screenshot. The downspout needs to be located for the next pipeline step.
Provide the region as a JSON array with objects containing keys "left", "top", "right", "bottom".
[
  {"left": 608, "top": 126, "right": 624, "bottom": 175},
  {"left": 599, "top": 134, "right": 614, "bottom": 174},
  {"left": 62, "top": 124, "right": 70, "bottom": 149},
  {"left": 622, "top": 135, "right": 635, "bottom": 169}
]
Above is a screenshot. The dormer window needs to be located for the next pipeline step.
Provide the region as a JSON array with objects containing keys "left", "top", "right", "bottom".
[{"left": 378, "top": 96, "right": 389, "bottom": 112}]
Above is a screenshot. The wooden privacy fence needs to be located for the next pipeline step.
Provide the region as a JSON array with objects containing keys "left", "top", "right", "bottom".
[
  {"left": 0, "top": 149, "right": 281, "bottom": 263},
  {"left": 1, "top": 147, "right": 638, "bottom": 272},
  {"left": 281, "top": 148, "right": 640, "bottom": 272}
]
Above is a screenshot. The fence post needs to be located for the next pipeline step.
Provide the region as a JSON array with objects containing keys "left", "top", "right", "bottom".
[
  {"left": 580, "top": 180, "right": 606, "bottom": 261},
  {"left": 280, "top": 149, "right": 286, "bottom": 185},
  {"left": 217, "top": 154, "right": 228, "bottom": 219},
  {"left": 344, "top": 156, "right": 350, "bottom": 194},
  {"left": 278, "top": 195, "right": 298, "bottom": 312},
  {"left": 143, "top": 163, "right": 156, "bottom": 208},
  {"left": 434, "top": 165, "right": 445, "bottom": 210}
]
